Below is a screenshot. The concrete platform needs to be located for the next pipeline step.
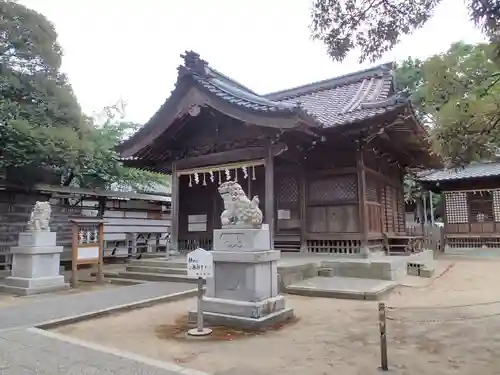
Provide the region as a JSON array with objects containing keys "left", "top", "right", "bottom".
[
  {"left": 97, "top": 251, "right": 435, "bottom": 288},
  {"left": 188, "top": 307, "right": 295, "bottom": 330},
  {"left": 444, "top": 246, "right": 500, "bottom": 258},
  {"left": 285, "top": 276, "right": 397, "bottom": 300}
]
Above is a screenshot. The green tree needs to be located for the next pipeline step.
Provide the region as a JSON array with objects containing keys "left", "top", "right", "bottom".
[
  {"left": 310, "top": 0, "right": 500, "bottom": 63},
  {"left": 75, "top": 105, "right": 170, "bottom": 192},
  {"left": 310, "top": 1, "right": 500, "bottom": 166},
  {"left": 0, "top": 0, "right": 87, "bottom": 181},
  {"left": 0, "top": 0, "right": 169, "bottom": 192},
  {"left": 394, "top": 42, "right": 500, "bottom": 164},
  {"left": 0, "top": 0, "right": 83, "bottom": 128}
]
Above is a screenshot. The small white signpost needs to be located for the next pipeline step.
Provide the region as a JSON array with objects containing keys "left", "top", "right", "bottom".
[{"left": 186, "top": 248, "right": 213, "bottom": 337}]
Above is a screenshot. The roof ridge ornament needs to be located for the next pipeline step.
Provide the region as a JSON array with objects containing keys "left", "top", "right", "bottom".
[{"left": 181, "top": 51, "right": 208, "bottom": 76}]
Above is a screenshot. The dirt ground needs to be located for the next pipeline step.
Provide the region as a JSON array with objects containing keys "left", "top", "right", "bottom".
[{"left": 54, "top": 257, "right": 500, "bottom": 375}]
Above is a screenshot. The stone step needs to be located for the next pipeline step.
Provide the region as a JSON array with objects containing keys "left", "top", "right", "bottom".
[
  {"left": 117, "top": 271, "right": 199, "bottom": 284},
  {"left": 125, "top": 265, "right": 187, "bottom": 275},
  {"left": 126, "top": 259, "right": 187, "bottom": 268},
  {"left": 96, "top": 271, "right": 121, "bottom": 278},
  {"left": 106, "top": 277, "right": 148, "bottom": 286},
  {"left": 136, "top": 252, "right": 169, "bottom": 259}
]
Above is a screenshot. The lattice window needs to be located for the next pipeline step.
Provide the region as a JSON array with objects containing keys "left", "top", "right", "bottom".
[
  {"left": 381, "top": 185, "right": 388, "bottom": 231},
  {"left": 468, "top": 191, "right": 493, "bottom": 223},
  {"left": 445, "top": 192, "right": 468, "bottom": 224},
  {"left": 385, "top": 185, "right": 395, "bottom": 232},
  {"left": 396, "top": 189, "right": 405, "bottom": 232},
  {"left": 309, "top": 175, "right": 357, "bottom": 203},
  {"left": 493, "top": 191, "right": 500, "bottom": 222},
  {"left": 275, "top": 173, "right": 299, "bottom": 203}
]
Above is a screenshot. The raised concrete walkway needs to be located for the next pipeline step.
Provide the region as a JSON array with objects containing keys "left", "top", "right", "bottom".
[{"left": 0, "top": 281, "right": 207, "bottom": 375}]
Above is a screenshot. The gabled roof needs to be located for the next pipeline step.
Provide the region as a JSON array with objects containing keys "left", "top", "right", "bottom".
[
  {"left": 120, "top": 51, "right": 418, "bottom": 158},
  {"left": 182, "top": 52, "right": 402, "bottom": 127},
  {"left": 265, "top": 63, "right": 405, "bottom": 128},
  {"left": 418, "top": 161, "right": 500, "bottom": 182},
  {"left": 176, "top": 51, "right": 319, "bottom": 121}
]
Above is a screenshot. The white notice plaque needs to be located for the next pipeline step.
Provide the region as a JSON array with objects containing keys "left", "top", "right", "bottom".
[
  {"left": 77, "top": 246, "right": 100, "bottom": 261},
  {"left": 277, "top": 209, "right": 291, "bottom": 220},
  {"left": 187, "top": 248, "right": 214, "bottom": 279}
]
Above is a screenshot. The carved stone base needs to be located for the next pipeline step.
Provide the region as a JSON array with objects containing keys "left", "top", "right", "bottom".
[
  {"left": 1, "top": 231, "right": 68, "bottom": 296},
  {"left": 191, "top": 225, "right": 294, "bottom": 329},
  {"left": 192, "top": 248, "right": 293, "bottom": 329},
  {"left": 206, "top": 250, "right": 280, "bottom": 301},
  {"left": 188, "top": 295, "right": 294, "bottom": 330},
  {"left": 213, "top": 228, "right": 271, "bottom": 252},
  {"left": 1, "top": 276, "right": 68, "bottom": 296}
]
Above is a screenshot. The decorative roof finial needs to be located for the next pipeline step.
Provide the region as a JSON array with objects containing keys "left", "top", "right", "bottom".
[{"left": 180, "top": 51, "right": 208, "bottom": 76}]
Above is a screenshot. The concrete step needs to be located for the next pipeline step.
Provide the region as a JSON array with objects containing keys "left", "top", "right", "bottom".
[
  {"left": 126, "top": 259, "right": 187, "bottom": 268},
  {"left": 137, "top": 252, "right": 169, "bottom": 259},
  {"left": 117, "top": 271, "right": 199, "bottom": 284},
  {"left": 106, "top": 277, "right": 148, "bottom": 286},
  {"left": 125, "top": 265, "right": 187, "bottom": 275},
  {"left": 285, "top": 276, "right": 396, "bottom": 300},
  {"left": 96, "top": 271, "right": 121, "bottom": 278}
]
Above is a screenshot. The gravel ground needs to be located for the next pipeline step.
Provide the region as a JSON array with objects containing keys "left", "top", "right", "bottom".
[{"left": 53, "top": 258, "right": 500, "bottom": 375}]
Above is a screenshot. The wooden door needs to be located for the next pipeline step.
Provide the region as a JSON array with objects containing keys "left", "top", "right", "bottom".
[{"left": 274, "top": 170, "right": 301, "bottom": 234}]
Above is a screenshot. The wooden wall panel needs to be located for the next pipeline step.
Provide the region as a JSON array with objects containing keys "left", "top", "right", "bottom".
[
  {"left": 326, "top": 205, "right": 359, "bottom": 232},
  {"left": 307, "top": 206, "right": 327, "bottom": 232},
  {"left": 367, "top": 203, "right": 381, "bottom": 232},
  {"left": 307, "top": 205, "right": 358, "bottom": 233}
]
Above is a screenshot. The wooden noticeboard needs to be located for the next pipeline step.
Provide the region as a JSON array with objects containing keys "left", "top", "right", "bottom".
[{"left": 70, "top": 218, "right": 105, "bottom": 287}]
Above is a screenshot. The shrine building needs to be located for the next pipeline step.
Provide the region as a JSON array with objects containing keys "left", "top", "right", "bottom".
[{"left": 119, "top": 51, "right": 438, "bottom": 256}]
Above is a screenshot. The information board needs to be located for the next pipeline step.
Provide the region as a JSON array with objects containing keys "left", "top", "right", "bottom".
[{"left": 187, "top": 248, "right": 214, "bottom": 278}]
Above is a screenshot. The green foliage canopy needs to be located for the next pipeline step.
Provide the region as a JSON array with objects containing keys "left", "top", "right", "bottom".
[
  {"left": 0, "top": 0, "right": 169, "bottom": 192},
  {"left": 311, "top": 0, "right": 500, "bottom": 166},
  {"left": 311, "top": 0, "right": 500, "bottom": 63},
  {"left": 395, "top": 42, "right": 500, "bottom": 165}
]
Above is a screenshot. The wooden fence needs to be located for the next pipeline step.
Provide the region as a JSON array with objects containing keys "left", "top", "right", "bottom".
[
  {"left": 406, "top": 223, "right": 444, "bottom": 252},
  {"left": 0, "top": 187, "right": 171, "bottom": 269}
]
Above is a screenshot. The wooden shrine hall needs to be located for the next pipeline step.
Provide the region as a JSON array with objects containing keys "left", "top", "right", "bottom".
[
  {"left": 419, "top": 160, "right": 500, "bottom": 254},
  {"left": 119, "top": 51, "right": 438, "bottom": 256}
]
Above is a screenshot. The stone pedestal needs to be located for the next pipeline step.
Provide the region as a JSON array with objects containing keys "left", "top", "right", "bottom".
[
  {"left": 189, "top": 228, "right": 294, "bottom": 330},
  {"left": 1, "top": 231, "right": 69, "bottom": 296}
]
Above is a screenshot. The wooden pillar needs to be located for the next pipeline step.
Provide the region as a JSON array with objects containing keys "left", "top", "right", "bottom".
[
  {"left": 299, "top": 165, "right": 307, "bottom": 252},
  {"left": 429, "top": 191, "right": 435, "bottom": 226},
  {"left": 423, "top": 193, "right": 428, "bottom": 225},
  {"left": 170, "top": 162, "right": 180, "bottom": 253},
  {"left": 357, "top": 147, "right": 369, "bottom": 256},
  {"left": 70, "top": 223, "right": 78, "bottom": 287},
  {"left": 265, "top": 148, "right": 275, "bottom": 248}
]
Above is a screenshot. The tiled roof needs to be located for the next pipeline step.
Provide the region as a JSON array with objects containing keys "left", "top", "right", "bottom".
[
  {"left": 264, "top": 65, "right": 404, "bottom": 127},
  {"left": 418, "top": 161, "right": 500, "bottom": 182},
  {"left": 178, "top": 51, "right": 404, "bottom": 128},
  {"left": 179, "top": 51, "right": 314, "bottom": 120}
]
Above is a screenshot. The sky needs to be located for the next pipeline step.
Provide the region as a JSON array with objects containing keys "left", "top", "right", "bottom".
[{"left": 20, "top": 0, "right": 485, "bottom": 124}]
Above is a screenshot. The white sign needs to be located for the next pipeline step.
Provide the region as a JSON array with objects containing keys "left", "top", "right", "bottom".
[
  {"left": 277, "top": 209, "right": 291, "bottom": 220},
  {"left": 77, "top": 246, "right": 99, "bottom": 261},
  {"left": 187, "top": 248, "right": 214, "bottom": 278}
]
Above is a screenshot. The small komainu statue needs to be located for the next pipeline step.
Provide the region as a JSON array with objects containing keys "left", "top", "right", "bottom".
[
  {"left": 27, "top": 201, "right": 52, "bottom": 232},
  {"left": 218, "top": 181, "right": 263, "bottom": 228}
]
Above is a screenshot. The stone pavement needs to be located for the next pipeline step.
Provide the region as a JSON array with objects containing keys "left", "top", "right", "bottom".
[
  {"left": 0, "top": 328, "right": 207, "bottom": 375},
  {"left": 0, "top": 281, "right": 207, "bottom": 375},
  {"left": 0, "top": 281, "right": 194, "bottom": 331}
]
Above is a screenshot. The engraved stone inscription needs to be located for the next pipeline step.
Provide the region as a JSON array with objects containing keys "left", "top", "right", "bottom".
[{"left": 219, "top": 232, "right": 244, "bottom": 249}]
